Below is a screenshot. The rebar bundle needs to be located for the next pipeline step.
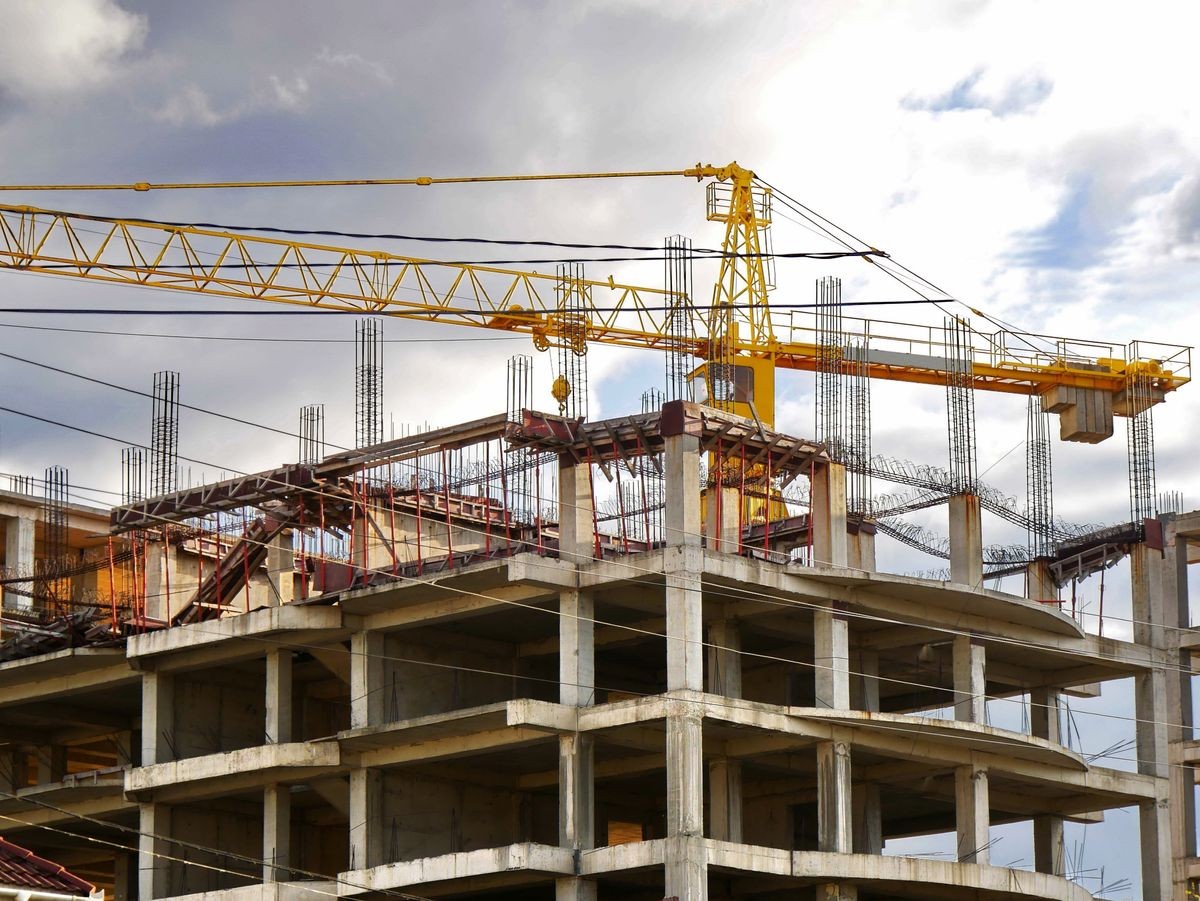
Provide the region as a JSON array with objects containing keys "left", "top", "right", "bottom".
[
  {"left": 299, "top": 404, "right": 325, "bottom": 465},
  {"left": 554, "top": 263, "right": 589, "bottom": 420},
  {"left": 944, "top": 317, "right": 978, "bottom": 494},
  {"left": 355, "top": 319, "right": 384, "bottom": 449},
  {"left": 1026, "top": 394, "right": 1054, "bottom": 558},
  {"left": 150, "top": 370, "right": 180, "bottom": 496},
  {"left": 506, "top": 355, "right": 535, "bottom": 522},
  {"left": 664, "top": 235, "right": 695, "bottom": 402},
  {"left": 121, "top": 446, "right": 145, "bottom": 505},
  {"left": 1126, "top": 370, "right": 1157, "bottom": 524},
  {"left": 845, "top": 339, "right": 872, "bottom": 516},
  {"left": 815, "top": 277, "right": 845, "bottom": 461}
]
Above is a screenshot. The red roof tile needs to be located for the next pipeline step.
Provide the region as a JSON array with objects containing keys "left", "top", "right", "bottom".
[{"left": 0, "top": 836, "right": 94, "bottom": 895}]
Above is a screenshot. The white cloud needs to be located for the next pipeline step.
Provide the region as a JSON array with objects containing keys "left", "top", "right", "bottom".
[
  {"left": 152, "top": 75, "right": 309, "bottom": 127},
  {"left": 0, "top": 0, "right": 146, "bottom": 98},
  {"left": 316, "top": 47, "right": 393, "bottom": 84}
]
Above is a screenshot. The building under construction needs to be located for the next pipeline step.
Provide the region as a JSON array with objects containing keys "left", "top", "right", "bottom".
[{"left": 0, "top": 163, "right": 1196, "bottom": 900}]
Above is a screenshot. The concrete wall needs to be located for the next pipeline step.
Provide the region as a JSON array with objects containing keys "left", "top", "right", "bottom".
[{"left": 172, "top": 668, "right": 266, "bottom": 759}]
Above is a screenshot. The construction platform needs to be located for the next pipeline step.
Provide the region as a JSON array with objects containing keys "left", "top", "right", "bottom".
[{"left": 0, "top": 401, "right": 1194, "bottom": 900}]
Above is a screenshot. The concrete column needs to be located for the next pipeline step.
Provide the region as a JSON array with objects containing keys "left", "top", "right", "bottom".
[
  {"left": 263, "top": 783, "right": 290, "bottom": 882},
  {"left": 1025, "top": 559, "right": 1057, "bottom": 603},
  {"left": 952, "top": 635, "right": 986, "bottom": 723},
  {"left": 814, "top": 604, "right": 850, "bottom": 710},
  {"left": 1029, "top": 687, "right": 1065, "bottom": 875},
  {"left": 847, "top": 522, "right": 876, "bottom": 572},
  {"left": 852, "top": 783, "right": 882, "bottom": 854},
  {"left": 817, "top": 739, "right": 852, "bottom": 853},
  {"left": 708, "top": 756, "right": 742, "bottom": 843},
  {"left": 351, "top": 630, "right": 385, "bottom": 729},
  {"left": 704, "top": 485, "right": 740, "bottom": 553},
  {"left": 266, "top": 530, "right": 294, "bottom": 606},
  {"left": 811, "top": 462, "right": 847, "bottom": 567},
  {"left": 112, "top": 852, "right": 135, "bottom": 901},
  {"left": 558, "top": 457, "right": 596, "bottom": 564},
  {"left": 1136, "top": 666, "right": 1172, "bottom": 899},
  {"left": 955, "top": 763, "right": 989, "bottom": 864},
  {"left": 266, "top": 649, "right": 293, "bottom": 744},
  {"left": 33, "top": 745, "right": 65, "bottom": 784},
  {"left": 144, "top": 539, "right": 178, "bottom": 623},
  {"left": 138, "top": 802, "right": 171, "bottom": 900},
  {"left": 666, "top": 546, "right": 703, "bottom": 693},
  {"left": 3, "top": 515, "right": 34, "bottom": 610},
  {"left": 559, "top": 589, "right": 594, "bottom": 707},
  {"left": 556, "top": 877, "right": 598, "bottom": 901},
  {"left": 851, "top": 648, "right": 880, "bottom": 713},
  {"left": 558, "top": 733, "right": 594, "bottom": 849},
  {"left": 664, "top": 434, "right": 701, "bottom": 549},
  {"left": 664, "top": 834, "right": 707, "bottom": 901},
  {"left": 141, "top": 671, "right": 174, "bottom": 765},
  {"left": 1162, "top": 527, "right": 1197, "bottom": 879},
  {"left": 349, "top": 767, "right": 383, "bottom": 871},
  {"left": 706, "top": 618, "right": 741, "bottom": 699},
  {"left": 666, "top": 705, "right": 703, "bottom": 837},
  {"left": 948, "top": 494, "right": 983, "bottom": 587}
]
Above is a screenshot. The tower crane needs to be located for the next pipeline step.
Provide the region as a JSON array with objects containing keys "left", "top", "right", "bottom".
[{"left": 0, "top": 162, "right": 1188, "bottom": 441}]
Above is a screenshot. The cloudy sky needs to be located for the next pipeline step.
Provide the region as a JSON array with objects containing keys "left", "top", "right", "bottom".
[{"left": 1, "top": 1, "right": 1198, "bottom": 893}]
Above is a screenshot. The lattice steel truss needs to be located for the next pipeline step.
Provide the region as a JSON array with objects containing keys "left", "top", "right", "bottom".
[
  {"left": 944, "top": 317, "right": 978, "bottom": 494},
  {"left": 1126, "top": 371, "right": 1157, "bottom": 524},
  {"left": 150, "top": 370, "right": 179, "bottom": 497},
  {"left": 664, "top": 235, "right": 695, "bottom": 402},
  {"left": 355, "top": 318, "right": 384, "bottom": 449},
  {"left": 554, "top": 263, "right": 589, "bottom": 420},
  {"left": 1026, "top": 394, "right": 1054, "bottom": 558},
  {"left": 299, "top": 404, "right": 325, "bottom": 465}
]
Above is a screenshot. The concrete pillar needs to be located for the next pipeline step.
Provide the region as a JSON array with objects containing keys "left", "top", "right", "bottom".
[
  {"left": 560, "top": 589, "right": 594, "bottom": 707},
  {"left": 351, "top": 630, "right": 385, "bottom": 729},
  {"left": 1025, "top": 559, "right": 1057, "bottom": 604},
  {"left": 847, "top": 522, "right": 876, "bottom": 572},
  {"left": 851, "top": 648, "right": 880, "bottom": 713},
  {"left": 1162, "top": 527, "right": 1197, "bottom": 882},
  {"left": 349, "top": 768, "right": 383, "bottom": 871},
  {"left": 814, "top": 604, "right": 850, "bottom": 710},
  {"left": 138, "top": 802, "right": 171, "bottom": 900},
  {"left": 704, "top": 486, "right": 740, "bottom": 553},
  {"left": 817, "top": 739, "right": 852, "bottom": 853},
  {"left": 664, "top": 834, "right": 707, "bottom": 901},
  {"left": 263, "top": 783, "right": 290, "bottom": 882},
  {"left": 706, "top": 618, "right": 741, "bottom": 699},
  {"left": 666, "top": 547, "right": 703, "bottom": 692},
  {"left": 664, "top": 434, "right": 701, "bottom": 550},
  {"left": 955, "top": 763, "right": 989, "bottom": 864},
  {"left": 112, "top": 852, "right": 135, "bottom": 901},
  {"left": 144, "top": 539, "right": 178, "bottom": 623},
  {"left": 266, "top": 649, "right": 293, "bottom": 744},
  {"left": 141, "top": 671, "right": 174, "bottom": 765},
  {"left": 708, "top": 757, "right": 742, "bottom": 843},
  {"left": 558, "top": 457, "right": 596, "bottom": 564},
  {"left": 558, "top": 733, "right": 594, "bottom": 849},
  {"left": 811, "top": 462, "right": 848, "bottom": 567},
  {"left": 952, "top": 635, "right": 986, "bottom": 723},
  {"left": 3, "top": 515, "right": 34, "bottom": 610},
  {"left": 1130, "top": 542, "right": 1173, "bottom": 900},
  {"left": 666, "top": 705, "right": 703, "bottom": 837},
  {"left": 852, "top": 783, "right": 882, "bottom": 854},
  {"left": 266, "top": 530, "right": 294, "bottom": 606},
  {"left": 948, "top": 494, "right": 983, "bottom": 587},
  {"left": 556, "top": 877, "right": 598, "bottom": 901},
  {"left": 1030, "top": 687, "right": 1064, "bottom": 875},
  {"left": 33, "top": 745, "right": 65, "bottom": 784}
]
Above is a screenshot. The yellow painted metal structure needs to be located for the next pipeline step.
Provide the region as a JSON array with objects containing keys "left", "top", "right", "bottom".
[{"left": 0, "top": 162, "right": 1189, "bottom": 438}]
